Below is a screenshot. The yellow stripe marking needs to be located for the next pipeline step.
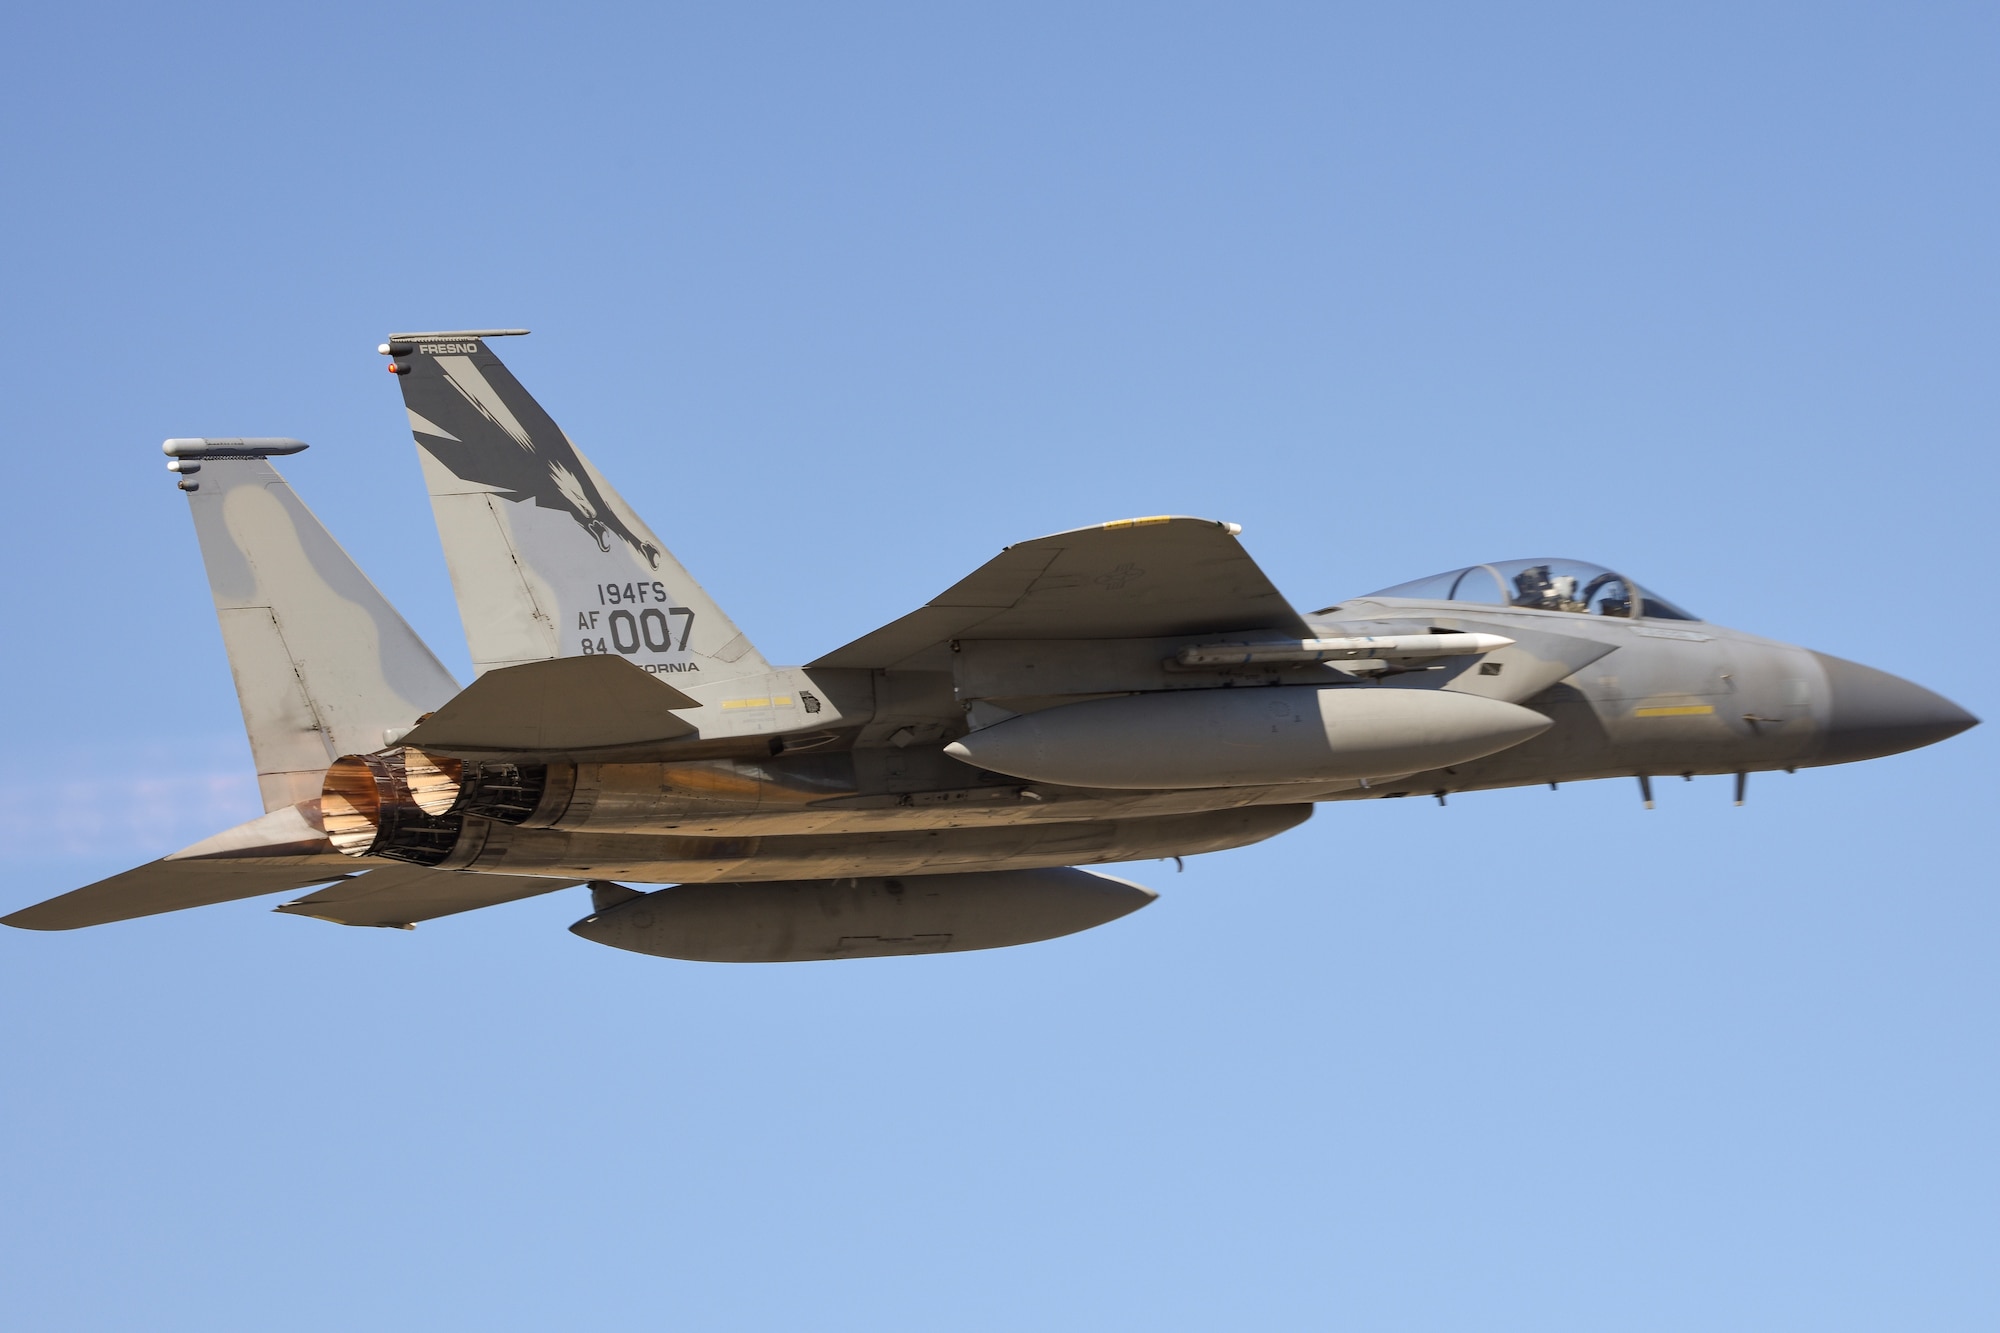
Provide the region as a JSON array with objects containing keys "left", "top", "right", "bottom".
[
  {"left": 1103, "top": 516, "right": 1173, "bottom": 530},
  {"left": 720, "top": 696, "right": 794, "bottom": 710},
  {"left": 1634, "top": 704, "right": 1716, "bottom": 717}
]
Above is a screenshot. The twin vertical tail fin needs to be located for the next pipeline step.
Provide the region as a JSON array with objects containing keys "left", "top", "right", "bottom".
[
  {"left": 175, "top": 326, "right": 766, "bottom": 809},
  {"left": 383, "top": 331, "right": 769, "bottom": 684},
  {"left": 8, "top": 355, "right": 750, "bottom": 930},
  {"left": 171, "top": 438, "right": 461, "bottom": 811}
]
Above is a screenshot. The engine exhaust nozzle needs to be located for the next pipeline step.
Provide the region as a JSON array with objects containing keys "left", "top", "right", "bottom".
[{"left": 318, "top": 749, "right": 467, "bottom": 865}]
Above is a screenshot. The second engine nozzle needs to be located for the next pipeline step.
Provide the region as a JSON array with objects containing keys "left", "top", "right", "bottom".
[
  {"left": 320, "top": 749, "right": 466, "bottom": 864},
  {"left": 944, "top": 686, "right": 1552, "bottom": 789}
]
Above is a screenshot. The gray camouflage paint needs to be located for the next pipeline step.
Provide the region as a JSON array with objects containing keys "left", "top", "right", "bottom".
[
  {"left": 2, "top": 337, "right": 1975, "bottom": 941},
  {"left": 184, "top": 455, "right": 460, "bottom": 809},
  {"left": 390, "top": 336, "right": 768, "bottom": 682},
  {"left": 397, "top": 343, "right": 659, "bottom": 563}
]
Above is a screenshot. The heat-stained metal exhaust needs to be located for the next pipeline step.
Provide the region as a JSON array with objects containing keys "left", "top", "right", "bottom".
[
  {"left": 319, "top": 748, "right": 559, "bottom": 863},
  {"left": 319, "top": 750, "right": 465, "bottom": 865},
  {"left": 449, "top": 762, "right": 552, "bottom": 823},
  {"left": 400, "top": 749, "right": 464, "bottom": 816}
]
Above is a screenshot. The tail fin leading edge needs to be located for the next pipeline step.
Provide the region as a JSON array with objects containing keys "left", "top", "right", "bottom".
[
  {"left": 385, "top": 332, "right": 768, "bottom": 683},
  {"left": 179, "top": 445, "right": 461, "bottom": 809}
]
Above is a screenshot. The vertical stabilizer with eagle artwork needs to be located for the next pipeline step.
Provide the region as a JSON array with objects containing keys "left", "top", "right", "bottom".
[{"left": 385, "top": 331, "right": 769, "bottom": 684}]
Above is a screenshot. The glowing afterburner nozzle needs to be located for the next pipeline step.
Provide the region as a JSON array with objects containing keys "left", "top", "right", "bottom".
[
  {"left": 401, "top": 749, "right": 464, "bottom": 816},
  {"left": 321, "top": 754, "right": 389, "bottom": 857},
  {"left": 318, "top": 750, "right": 465, "bottom": 865}
]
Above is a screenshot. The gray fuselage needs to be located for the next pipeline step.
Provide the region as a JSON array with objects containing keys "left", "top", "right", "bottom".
[{"left": 420, "top": 592, "right": 1972, "bottom": 883}]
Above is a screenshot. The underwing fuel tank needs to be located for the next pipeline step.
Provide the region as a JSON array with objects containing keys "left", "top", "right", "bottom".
[
  {"left": 570, "top": 868, "right": 1157, "bottom": 962},
  {"left": 945, "top": 685, "right": 1552, "bottom": 789}
]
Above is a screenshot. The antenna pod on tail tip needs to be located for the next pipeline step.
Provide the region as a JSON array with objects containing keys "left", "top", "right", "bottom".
[{"left": 161, "top": 438, "right": 309, "bottom": 459}]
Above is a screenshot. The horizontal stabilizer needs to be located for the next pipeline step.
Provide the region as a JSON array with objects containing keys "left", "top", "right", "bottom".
[
  {"left": 3, "top": 860, "right": 359, "bottom": 931},
  {"left": 813, "top": 517, "right": 1309, "bottom": 671},
  {"left": 4, "top": 796, "right": 582, "bottom": 930},
  {"left": 3, "top": 802, "right": 353, "bottom": 929},
  {"left": 274, "top": 865, "right": 583, "bottom": 928},
  {"left": 398, "top": 654, "right": 699, "bottom": 756}
]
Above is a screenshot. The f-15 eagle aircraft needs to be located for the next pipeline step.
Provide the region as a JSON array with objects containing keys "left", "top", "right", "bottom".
[{"left": 5, "top": 331, "right": 1976, "bottom": 961}]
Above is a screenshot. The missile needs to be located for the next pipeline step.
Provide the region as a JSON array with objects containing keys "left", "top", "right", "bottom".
[
  {"left": 943, "top": 685, "right": 1552, "bottom": 790},
  {"left": 1175, "top": 632, "right": 1514, "bottom": 667},
  {"left": 569, "top": 867, "right": 1157, "bottom": 962}
]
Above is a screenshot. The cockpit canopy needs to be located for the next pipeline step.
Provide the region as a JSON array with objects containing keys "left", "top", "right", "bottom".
[{"left": 1367, "top": 558, "right": 1700, "bottom": 621}]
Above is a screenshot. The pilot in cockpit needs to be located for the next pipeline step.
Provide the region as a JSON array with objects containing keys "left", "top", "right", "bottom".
[
  {"left": 1511, "top": 564, "right": 1584, "bottom": 613},
  {"left": 1591, "top": 583, "right": 1632, "bottom": 617},
  {"left": 1581, "top": 571, "right": 1632, "bottom": 618}
]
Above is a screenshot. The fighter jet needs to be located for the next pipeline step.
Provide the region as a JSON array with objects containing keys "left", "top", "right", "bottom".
[{"left": 4, "top": 331, "right": 1976, "bottom": 961}]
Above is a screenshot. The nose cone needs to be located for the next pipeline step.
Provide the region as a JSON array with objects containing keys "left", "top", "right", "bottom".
[{"left": 1812, "top": 652, "right": 1979, "bottom": 765}]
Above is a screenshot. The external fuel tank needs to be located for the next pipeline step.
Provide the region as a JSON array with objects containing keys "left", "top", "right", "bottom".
[
  {"left": 944, "top": 685, "right": 1552, "bottom": 789},
  {"left": 571, "top": 867, "right": 1158, "bottom": 962}
]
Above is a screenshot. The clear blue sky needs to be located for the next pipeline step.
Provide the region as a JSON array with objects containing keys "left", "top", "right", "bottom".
[{"left": 2, "top": 4, "right": 1993, "bottom": 1329}]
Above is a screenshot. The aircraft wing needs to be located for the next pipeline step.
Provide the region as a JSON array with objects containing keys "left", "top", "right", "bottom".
[
  {"left": 812, "top": 517, "right": 1310, "bottom": 671},
  {"left": 2, "top": 858, "right": 357, "bottom": 931}
]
